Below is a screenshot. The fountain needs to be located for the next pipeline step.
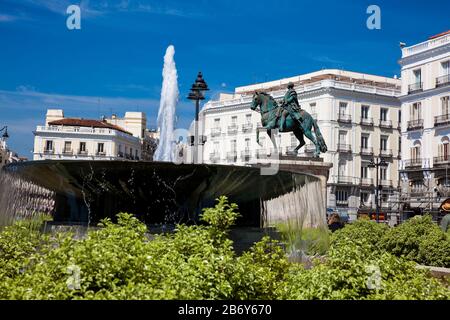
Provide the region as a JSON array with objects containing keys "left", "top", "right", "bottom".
[{"left": 153, "top": 45, "right": 179, "bottom": 162}]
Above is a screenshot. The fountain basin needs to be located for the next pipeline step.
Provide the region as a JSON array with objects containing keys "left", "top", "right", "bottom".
[{"left": 0, "top": 160, "right": 328, "bottom": 228}]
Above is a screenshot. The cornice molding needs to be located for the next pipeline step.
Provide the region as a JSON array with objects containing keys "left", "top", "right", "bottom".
[{"left": 399, "top": 43, "right": 450, "bottom": 67}]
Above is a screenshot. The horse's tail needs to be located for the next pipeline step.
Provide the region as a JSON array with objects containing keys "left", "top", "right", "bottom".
[{"left": 312, "top": 119, "right": 328, "bottom": 153}]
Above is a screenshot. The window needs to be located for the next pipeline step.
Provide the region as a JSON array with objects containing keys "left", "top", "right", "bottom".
[
  {"left": 380, "top": 108, "right": 388, "bottom": 121},
  {"left": 399, "top": 137, "right": 402, "bottom": 153},
  {"left": 339, "top": 131, "right": 347, "bottom": 145},
  {"left": 411, "top": 102, "right": 421, "bottom": 120},
  {"left": 135, "top": 150, "right": 138, "bottom": 158},
  {"left": 79, "top": 142, "right": 86, "bottom": 153},
  {"left": 336, "top": 190, "right": 348, "bottom": 205},
  {"left": 338, "top": 161, "right": 347, "bottom": 176},
  {"left": 245, "top": 114, "right": 252, "bottom": 124},
  {"left": 442, "top": 96, "right": 449, "bottom": 115},
  {"left": 411, "top": 141, "right": 421, "bottom": 160},
  {"left": 380, "top": 136, "right": 388, "bottom": 151},
  {"left": 97, "top": 143, "right": 105, "bottom": 154},
  {"left": 361, "top": 105, "right": 370, "bottom": 119},
  {"left": 64, "top": 141, "right": 72, "bottom": 152},
  {"left": 213, "top": 142, "right": 219, "bottom": 153},
  {"left": 361, "top": 134, "right": 369, "bottom": 149},
  {"left": 45, "top": 140, "right": 53, "bottom": 151},
  {"left": 413, "top": 69, "right": 422, "bottom": 84},
  {"left": 290, "top": 133, "right": 297, "bottom": 146},
  {"left": 231, "top": 116, "right": 237, "bottom": 125},
  {"left": 398, "top": 110, "right": 402, "bottom": 123},
  {"left": 360, "top": 192, "right": 370, "bottom": 204},
  {"left": 230, "top": 140, "right": 236, "bottom": 152},
  {"left": 310, "top": 103, "right": 317, "bottom": 115},
  {"left": 442, "top": 61, "right": 450, "bottom": 75},
  {"left": 339, "top": 102, "right": 347, "bottom": 115},
  {"left": 361, "top": 166, "right": 369, "bottom": 178},
  {"left": 130, "top": 148, "right": 133, "bottom": 157},
  {"left": 214, "top": 118, "right": 220, "bottom": 128},
  {"left": 380, "top": 167, "right": 388, "bottom": 180},
  {"left": 245, "top": 138, "right": 250, "bottom": 150},
  {"left": 439, "top": 137, "right": 450, "bottom": 160}
]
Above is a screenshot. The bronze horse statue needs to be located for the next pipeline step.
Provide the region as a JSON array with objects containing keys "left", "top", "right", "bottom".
[{"left": 250, "top": 91, "right": 327, "bottom": 157}]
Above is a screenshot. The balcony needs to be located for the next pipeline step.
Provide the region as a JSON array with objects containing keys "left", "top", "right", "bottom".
[
  {"left": 337, "top": 143, "right": 352, "bottom": 153},
  {"left": 360, "top": 178, "right": 374, "bottom": 186},
  {"left": 360, "top": 147, "right": 373, "bottom": 156},
  {"left": 209, "top": 152, "right": 220, "bottom": 162},
  {"left": 434, "top": 114, "right": 450, "bottom": 127},
  {"left": 226, "top": 151, "right": 237, "bottom": 162},
  {"left": 334, "top": 175, "right": 354, "bottom": 185},
  {"left": 379, "top": 119, "right": 392, "bottom": 129},
  {"left": 241, "top": 149, "right": 252, "bottom": 161},
  {"left": 211, "top": 127, "right": 221, "bottom": 137},
  {"left": 43, "top": 149, "right": 54, "bottom": 154},
  {"left": 360, "top": 117, "right": 374, "bottom": 126},
  {"left": 408, "top": 82, "right": 423, "bottom": 94},
  {"left": 62, "top": 149, "right": 73, "bottom": 156},
  {"left": 380, "top": 179, "right": 393, "bottom": 188},
  {"left": 436, "top": 74, "right": 450, "bottom": 88},
  {"left": 242, "top": 123, "right": 253, "bottom": 133},
  {"left": 78, "top": 150, "right": 89, "bottom": 156},
  {"left": 404, "top": 158, "right": 425, "bottom": 169},
  {"left": 407, "top": 119, "right": 423, "bottom": 131},
  {"left": 117, "top": 151, "right": 124, "bottom": 158},
  {"left": 96, "top": 151, "right": 106, "bottom": 157},
  {"left": 337, "top": 114, "right": 352, "bottom": 123},
  {"left": 433, "top": 156, "right": 450, "bottom": 167},
  {"left": 304, "top": 144, "right": 316, "bottom": 153},
  {"left": 379, "top": 149, "right": 393, "bottom": 158},
  {"left": 227, "top": 125, "right": 238, "bottom": 135}
]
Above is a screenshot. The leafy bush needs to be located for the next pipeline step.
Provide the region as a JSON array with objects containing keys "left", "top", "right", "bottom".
[
  {"left": 381, "top": 215, "right": 450, "bottom": 267},
  {"left": 0, "top": 200, "right": 448, "bottom": 300}
]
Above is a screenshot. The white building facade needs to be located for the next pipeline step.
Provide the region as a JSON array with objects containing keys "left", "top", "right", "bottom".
[
  {"left": 33, "top": 109, "right": 144, "bottom": 161},
  {"left": 195, "top": 69, "right": 401, "bottom": 221},
  {"left": 399, "top": 30, "right": 450, "bottom": 214}
]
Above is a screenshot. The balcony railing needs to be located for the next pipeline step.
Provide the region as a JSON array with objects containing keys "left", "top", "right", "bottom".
[
  {"left": 242, "top": 123, "right": 253, "bottom": 132},
  {"left": 433, "top": 156, "right": 450, "bottom": 166},
  {"left": 96, "top": 151, "right": 106, "bottom": 156},
  {"left": 436, "top": 74, "right": 450, "bottom": 88},
  {"left": 226, "top": 151, "right": 237, "bottom": 161},
  {"left": 380, "top": 179, "right": 393, "bottom": 187},
  {"left": 404, "top": 158, "right": 425, "bottom": 168},
  {"left": 227, "top": 125, "right": 238, "bottom": 134},
  {"left": 337, "top": 114, "right": 352, "bottom": 123},
  {"left": 211, "top": 127, "right": 221, "bottom": 137},
  {"left": 380, "top": 149, "right": 393, "bottom": 157},
  {"left": 337, "top": 143, "right": 352, "bottom": 153},
  {"left": 408, "top": 82, "right": 423, "bottom": 94},
  {"left": 360, "top": 117, "right": 374, "bottom": 126},
  {"left": 407, "top": 119, "right": 423, "bottom": 131},
  {"left": 360, "top": 178, "right": 374, "bottom": 186},
  {"left": 62, "top": 149, "right": 73, "bottom": 155},
  {"left": 334, "top": 175, "right": 354, "bottom": 184},
  {"left": 379, "top": 119, "right": 392, "bottom": 128},
  {"left": 241, "top": 149, "right": 252, "bottom": 160},
  {"left": 78, "top": 150, "right": 88, "bottom": 156},
  {"left": 209, "top": 152, "right": 220, "bottom": 162},
  {"left": 360, "top": 147, "right": 373, "bottom": 156},
  {"left": 43, "top": 149, "right": 54, "bottom": 154},
  {"left": 434, "top": 114, "right": 450, "bottom": 127}
]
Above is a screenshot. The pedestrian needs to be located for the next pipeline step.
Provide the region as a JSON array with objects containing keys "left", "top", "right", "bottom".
[{"left": 328, "top": 213, "right": 343, "bottom": 232}]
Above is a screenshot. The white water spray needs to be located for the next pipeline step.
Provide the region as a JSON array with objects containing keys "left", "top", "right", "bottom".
[{"left": 154, "top": 45, "right": 179, "bottom": 162}]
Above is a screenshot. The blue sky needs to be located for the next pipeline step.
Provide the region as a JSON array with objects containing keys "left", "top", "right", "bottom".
[{"left": 0, "top": 0, "right": 449, "bottom": 157}]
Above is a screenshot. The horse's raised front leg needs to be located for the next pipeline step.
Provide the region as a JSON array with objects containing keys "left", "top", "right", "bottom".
[{"left": 303, "top": 129, "right": 319, "bottom": 157}]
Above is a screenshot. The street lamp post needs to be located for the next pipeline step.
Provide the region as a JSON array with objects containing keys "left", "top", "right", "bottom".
[
  {"left": 187, "top": 72, "right": 209, "bottom": 164},
  {"left": 0, "top": 126, "right": 9, "bottom": 140},
  {"left": 369, "top": 157, "right": 388, "bottom": 222}
]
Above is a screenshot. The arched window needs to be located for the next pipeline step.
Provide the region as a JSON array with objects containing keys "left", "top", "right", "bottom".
[
  {"left": 439, "top": 136, "right": 449, "bottom": 160},
  {"left": 410, "top": 140, "right": 421, "bottom": 160}
]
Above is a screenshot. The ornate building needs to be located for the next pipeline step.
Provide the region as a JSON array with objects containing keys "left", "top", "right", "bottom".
[
  {"left": 33, "top": 109, "right": 148, "bottom": 161},
  {"left": 399, "top": 30, "right": 450, "bottom": 216},
  {"left": 194, "top": 69, "right": 401, "bottom": 221}
]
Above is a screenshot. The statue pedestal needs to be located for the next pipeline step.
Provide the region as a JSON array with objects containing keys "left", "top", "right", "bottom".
[{"left": 251, "top": 157, "right": 332, "bottom": 228}]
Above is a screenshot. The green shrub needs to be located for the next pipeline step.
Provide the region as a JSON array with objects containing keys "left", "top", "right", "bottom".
[
  {"left": 275, "top": 223, "right": 330, "bottom": 256},
  {"left": 381, "top": 215, "right": 450, "bottom": 267}
]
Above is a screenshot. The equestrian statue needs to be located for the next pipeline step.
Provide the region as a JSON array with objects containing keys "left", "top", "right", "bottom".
[{"left": 250, "top": 82, "right": 327, "bottom": 157}]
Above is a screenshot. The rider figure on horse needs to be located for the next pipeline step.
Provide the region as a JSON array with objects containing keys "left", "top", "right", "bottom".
[{"left": 280, "top": 82, "right": 302, "bottom": 131}]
